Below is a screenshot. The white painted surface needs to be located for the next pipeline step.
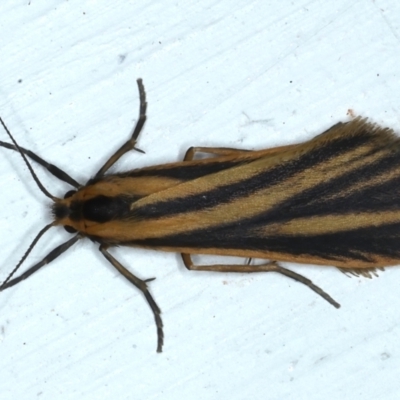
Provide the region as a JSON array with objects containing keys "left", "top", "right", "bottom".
[{"left": 0, "top": 1, "right": 399, "bottom": 399}]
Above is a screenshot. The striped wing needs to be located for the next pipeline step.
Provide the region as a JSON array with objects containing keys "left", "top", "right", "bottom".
[{"left": 103, "top": 119, "right": 400, "bottom": 268}]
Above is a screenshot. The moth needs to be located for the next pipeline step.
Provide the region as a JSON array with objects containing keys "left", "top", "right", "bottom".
[{"left": 0, "top": 79, "right": 398, "bottom": 352}]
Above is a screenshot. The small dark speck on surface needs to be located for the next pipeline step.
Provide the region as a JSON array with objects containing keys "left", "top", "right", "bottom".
[{"left": 380, "top": 352, "right": 390, "bottom": 360}]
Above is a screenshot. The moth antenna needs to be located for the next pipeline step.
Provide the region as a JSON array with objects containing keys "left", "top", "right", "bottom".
[
  {"left": 0, "top": 117, "right": 58, "bottom": 201},
  {"left": 0, "top": 222, "right": 56, "bottom": 289}
]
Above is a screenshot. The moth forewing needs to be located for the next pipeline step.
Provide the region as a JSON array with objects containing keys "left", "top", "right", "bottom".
[{"left": 1, "top": 78, "right": 398, "bottom": 353}]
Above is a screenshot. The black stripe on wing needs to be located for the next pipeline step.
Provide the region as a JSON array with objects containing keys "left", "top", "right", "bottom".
[
  {"left": 118, "top": 159, "right": 248, "bottom": 181},
  {"left": 132, "top": 126, "right": 374, "bottom": 219},
  {"left": 130, "top": 221, "right": 400, "bottom": 263}
]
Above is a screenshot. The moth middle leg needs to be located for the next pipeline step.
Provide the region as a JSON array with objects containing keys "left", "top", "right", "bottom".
[{"left": 99, "top": 244, "right": 164, "bottom": 353}]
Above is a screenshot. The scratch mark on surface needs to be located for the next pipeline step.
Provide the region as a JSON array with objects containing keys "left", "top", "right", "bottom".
[{"left": 372, "top": 2, "right": 400, "bottom": 44}]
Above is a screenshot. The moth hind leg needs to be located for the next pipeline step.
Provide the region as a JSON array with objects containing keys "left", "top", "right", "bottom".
[
  {"left": 181, "top": 253, "right": 340, "bottom": 309},
  {"left": 183, "top": 147, "right": 251, "bottom": 161}
]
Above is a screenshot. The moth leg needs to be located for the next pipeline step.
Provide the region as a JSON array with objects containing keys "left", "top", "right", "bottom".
[
  {"left": 184, "top": 144, "right": 315, "bottom": 161},
  {"left": 0, "top": 235, "right": 80, "bottom": 291},
  {"left": 181, "top": 253, "right": 340, "bottom": 309},
  {"left": 0, "top": 140, "right": 81, "bottom": 188},
  {"left": 94, "top": 78, "right": 147, "bottom": 178},
  {"left": 183, "top": 147, "right": 251, "bottom": 161},
  {"left": 99, "top": 245, "right": 164, "bottom": 353}
]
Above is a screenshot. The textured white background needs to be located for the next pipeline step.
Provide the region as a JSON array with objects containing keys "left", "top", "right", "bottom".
[{"left": 0, "top": 1, "right": 399, "bottom": 399}]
